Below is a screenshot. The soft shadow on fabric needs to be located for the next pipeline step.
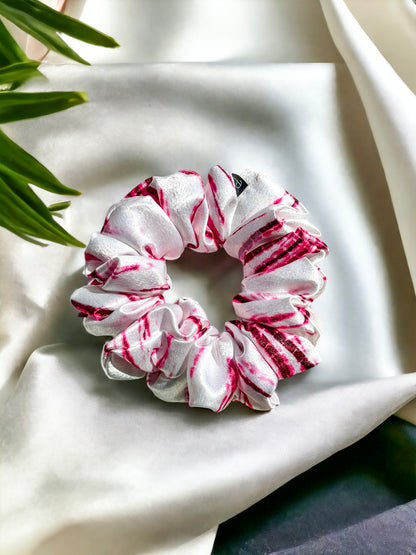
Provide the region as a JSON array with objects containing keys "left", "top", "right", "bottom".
[{"left": 334, "top": 66, "right": 416, "bottom": 373}]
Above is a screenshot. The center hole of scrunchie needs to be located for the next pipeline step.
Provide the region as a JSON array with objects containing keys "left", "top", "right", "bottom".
[{"left": 165, "top": 249, "right": 242, "bottom": 331}]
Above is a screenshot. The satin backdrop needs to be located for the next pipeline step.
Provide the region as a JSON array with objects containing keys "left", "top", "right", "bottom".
[{"left": 1, "top": 1, "right": 416, "bottom": 554}]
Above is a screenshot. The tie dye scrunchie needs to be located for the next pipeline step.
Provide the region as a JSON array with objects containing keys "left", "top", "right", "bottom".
[{"left": 71, "top": 166, "right": 328, "bottom": 412}]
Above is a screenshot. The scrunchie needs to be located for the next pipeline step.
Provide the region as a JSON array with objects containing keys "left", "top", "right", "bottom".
[{"left": 71, "top": 166, "right": 328, "bottom": 411}]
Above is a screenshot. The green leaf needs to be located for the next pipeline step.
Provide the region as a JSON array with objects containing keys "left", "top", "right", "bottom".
[
  {"left": 0, "top": 173, "right": 85, "bottom": 246},
  {"left": 2, "top": 0, "right": 119, "bottom": 48},
  {"left": 0, "top": 90, "right": 88, "bottom": 123},
  {"left": 0, "top": 209, "right": 48, "bottom": 245},
  {"left": 0, "top": 191, "right": 69, "bottom": 244},
  {"left": 0, "top": 23, "right": 42, "bottom": 87},
  {"left": 5, "top": 226, "right": 48, "bottom": 246},
  {"left": 0, "top": 18, "right": 28, "bottom": 65},
  {"left": 48, "top": 200, "right": 71, "bottom": 212},
  {"left": 0, "top": 2, "right": 90, "bottom": 65},
  {"left": 0, "top": 61, "right": 40, "bottom": 85},
  {"left": 0, "top": 128, "right": 80, "bottom": 196},
  {"left": 0, "top": 1, "right": 120, "bottom": 248}
]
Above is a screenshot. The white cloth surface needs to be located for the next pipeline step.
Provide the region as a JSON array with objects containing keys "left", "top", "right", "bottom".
[
  {"left": 52, "top": 0, "right": 342, "bottom": 64},
  {"left": 322, "top": 0, "right": 416, "bottom": 293},
  {"left": 1, "top": 1, "right": 416, "bottom": 553},
  {"left": 320, "top": 0, "right": 416, "bottom": 422}
]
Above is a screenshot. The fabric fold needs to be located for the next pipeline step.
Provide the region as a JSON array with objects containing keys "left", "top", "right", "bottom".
[
  {"left": 1, "top": 345, "right": 415, "bottom": 555},
  {"left": 321, "top": 0, "right": 416, "bottom": 292}
]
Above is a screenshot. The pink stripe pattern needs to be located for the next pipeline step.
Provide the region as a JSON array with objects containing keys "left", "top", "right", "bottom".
[{"left": 71, "top": 167, "right": 328, "bottom": 411}]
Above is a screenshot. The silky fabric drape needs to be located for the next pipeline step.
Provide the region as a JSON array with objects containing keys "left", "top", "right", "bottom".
[{"left": 1, "top": 1, "right": 415, "bottom": 554}]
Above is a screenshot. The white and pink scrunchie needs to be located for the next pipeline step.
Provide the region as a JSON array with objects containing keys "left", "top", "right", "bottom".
[{"left": 71, "top": 166, "right": 328, "bottom": 412}]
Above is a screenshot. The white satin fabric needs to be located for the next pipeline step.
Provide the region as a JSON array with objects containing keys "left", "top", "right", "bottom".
[{"left": 1, "top": 1, "right": 415, "bottom": 554}]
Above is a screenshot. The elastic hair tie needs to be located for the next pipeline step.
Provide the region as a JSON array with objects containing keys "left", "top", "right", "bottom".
[{"left": 71, "top": 166, "right": 328, "bottom": 411}]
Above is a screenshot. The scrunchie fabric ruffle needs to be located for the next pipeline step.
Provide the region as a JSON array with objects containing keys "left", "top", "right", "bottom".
[{"left": 71, "top": 166, "right": 328, "bottom": 411}]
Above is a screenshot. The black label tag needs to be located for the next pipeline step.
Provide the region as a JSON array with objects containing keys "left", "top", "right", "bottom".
[{"left": 232, "top": 173, "right": 249, "bottom": 197}]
